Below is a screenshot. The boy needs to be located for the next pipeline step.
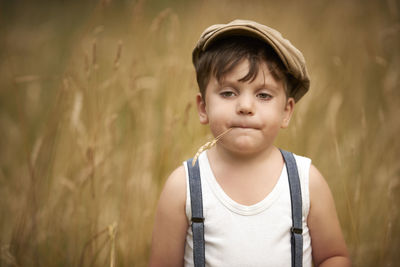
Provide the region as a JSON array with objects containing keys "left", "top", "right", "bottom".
[{"left": 149, "top": 20, "right": 350, "bottom": 267}]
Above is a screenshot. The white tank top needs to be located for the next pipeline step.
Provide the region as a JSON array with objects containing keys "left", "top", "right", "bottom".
[{"left": 183, "top": 151, "right": 312, "bottom": 267}]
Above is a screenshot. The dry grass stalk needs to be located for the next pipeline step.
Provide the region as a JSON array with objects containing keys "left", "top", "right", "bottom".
[
  {"left": 192, "top": 128, "right": 232, "bottom": 166},
  {"left": 79, "top": 227, "right": 108, "bottom": 267},
  {"left": 150, "top": 8, "right": 172, "bottom": 33},
  {"left": 114, "top": 41, "right": 123, "bottom": 70},
  {"left": 79, "top": 222, "right": 117, "bottom": 267},
  {"left": 84, "top": 51, "right": 90, "bottom": 75},
  {"left": 108, "top": 222, "right": 117, "bottom": 267},
  {"left": 92, "top": 41, "right": 97, "bottom": 66}
]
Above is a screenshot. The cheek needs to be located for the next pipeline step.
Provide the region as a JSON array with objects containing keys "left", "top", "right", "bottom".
[
  {"left": 206, "top": 99, "right": 225, "bottom": 118},
  {"left": 207, "top": 110, "right": 228, "bottom": 126},
  {"left": 207, "top": 109, "right": 229, "bottom": 132},
  {"left": 258, "top": 105, "right": 286, "bottom": 127}
]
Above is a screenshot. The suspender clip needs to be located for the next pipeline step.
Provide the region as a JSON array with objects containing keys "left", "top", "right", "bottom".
[
  {"left": 191, "top": 216, "right": 205, "bottom": 223},
  {"left": 291, "top": 227, "right": 303, "bottom": 235}
]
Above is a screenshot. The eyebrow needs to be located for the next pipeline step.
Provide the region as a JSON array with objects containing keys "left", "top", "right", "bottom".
[{"left": 220, "top": 73, "right": 280, "bottom": 88}]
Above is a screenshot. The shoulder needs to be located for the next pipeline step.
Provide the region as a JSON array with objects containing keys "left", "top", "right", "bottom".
[
  {"left": 160, "top": 165, "right": 187, "bottom": 209},
  {"left": 153, "top": 164, "right": 188, "bottom": 232},
  {"left": 308, "top": 164, "right": 330, "bottom": 202},
  {"left": 308, "top": 164, "right": 334, "bottom": 214},
  {"left": 166, "top": 164, "right": 187, "bottom": 188}
]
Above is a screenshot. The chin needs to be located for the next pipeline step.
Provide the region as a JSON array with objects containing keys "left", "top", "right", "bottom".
[{"left": 226, "top": 142, "right": 265, "bottom": 155}]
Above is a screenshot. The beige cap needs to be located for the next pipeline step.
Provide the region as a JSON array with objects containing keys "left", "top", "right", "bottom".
[{"left": 193, "top": 19, "right": 310, "bottom": 102}]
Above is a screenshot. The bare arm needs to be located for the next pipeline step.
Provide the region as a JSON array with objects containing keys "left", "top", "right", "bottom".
[
  {"left": 308, "top": 165, "right": 351, "bottom": 267},
  {"left": 149, "top": 166, "right": 188, "bottom": 267}
]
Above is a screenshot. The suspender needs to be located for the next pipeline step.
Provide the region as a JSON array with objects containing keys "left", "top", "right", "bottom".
[
  {"left": 187, "top": 158, "right": 206, "bottom": 267},
  {"left": 186, "top": 149, "right": 303, "bottom": 267},
  {"left": 280, "top": 149, "right": 303, "bottom": 267}
]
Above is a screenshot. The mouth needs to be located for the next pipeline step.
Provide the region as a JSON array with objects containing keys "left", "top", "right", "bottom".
[{"left": 231, "top": 125, "right": 260, "bottom": 130}]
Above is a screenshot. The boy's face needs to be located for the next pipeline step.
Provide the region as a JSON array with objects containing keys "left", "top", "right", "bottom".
[{"left": 196, "top": 59, "right": 294, "bottom": 156}]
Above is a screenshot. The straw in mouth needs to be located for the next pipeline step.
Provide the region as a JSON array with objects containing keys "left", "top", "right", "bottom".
[{"left": 192, "top": 128, "right": 232, "bottom": 166}]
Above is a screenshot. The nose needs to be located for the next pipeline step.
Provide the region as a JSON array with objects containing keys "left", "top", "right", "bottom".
[{"left": 236, "top": 94, "right": 254, "bottom": 115}]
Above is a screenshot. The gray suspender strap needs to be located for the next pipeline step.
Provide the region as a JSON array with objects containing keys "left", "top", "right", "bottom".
[
  {"left": 186, "top": 158, "right": 205, "bottom": 267},
  {"left": 280, "top": 149, "right": 303, "bottom": 267},
  {"left": 187, "top": 150, "right": 303, "bottom": 267}
]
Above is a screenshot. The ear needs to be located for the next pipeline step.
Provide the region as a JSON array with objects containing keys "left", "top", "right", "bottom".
[
  {"left": 281, "top": 97, "right": 295, "bottom": 128},
  {"left": 196, "top": 93, "right": 209, "bottom": 124}
]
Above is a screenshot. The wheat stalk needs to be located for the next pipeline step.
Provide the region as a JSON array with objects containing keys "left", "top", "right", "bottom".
[
  {"left": 192, "top": 128, "right": 232, "bottom": 166},
  {"left": 108, "top": 222, "right": 118, "bottom": 267}
]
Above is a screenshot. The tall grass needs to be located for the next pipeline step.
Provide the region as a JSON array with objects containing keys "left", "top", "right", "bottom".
[{"left": 0, "top": 0, "right": 399, "bottom": 266}]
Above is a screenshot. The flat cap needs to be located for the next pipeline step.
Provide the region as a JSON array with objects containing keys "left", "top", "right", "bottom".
[{"left": 193, "top": 19, "right": 310, "bottom": 102}]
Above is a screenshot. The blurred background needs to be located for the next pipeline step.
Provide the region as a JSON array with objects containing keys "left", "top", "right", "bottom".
[{"left": 0, "top": 0, "right": 399, "bottom": 266}]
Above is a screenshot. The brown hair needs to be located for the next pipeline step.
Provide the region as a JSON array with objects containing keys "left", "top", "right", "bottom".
[{"left": 194, "top": 36, "right": 297, "bottom": 98}]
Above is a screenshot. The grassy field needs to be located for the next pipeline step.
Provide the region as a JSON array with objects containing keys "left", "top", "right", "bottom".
[{"left": 0, "top": 0, "right": 399, "bottom": 266}]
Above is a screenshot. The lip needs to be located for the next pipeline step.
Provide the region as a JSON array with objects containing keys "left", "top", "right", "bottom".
[{"left": 231, "top": 125, "right": 260, "bottom": 130}]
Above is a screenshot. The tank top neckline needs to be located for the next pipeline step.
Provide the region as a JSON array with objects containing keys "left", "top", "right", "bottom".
[{"left": 199, "top": 151, "right": 287, "bottom": 216}]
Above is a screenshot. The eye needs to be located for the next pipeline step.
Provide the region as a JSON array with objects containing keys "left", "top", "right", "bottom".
[
  {"left": 257, "top": 92, "right": 272, "bottom": 100},
  {"left": 220, "top": 91, "right": 236, "bottom": 98}
]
